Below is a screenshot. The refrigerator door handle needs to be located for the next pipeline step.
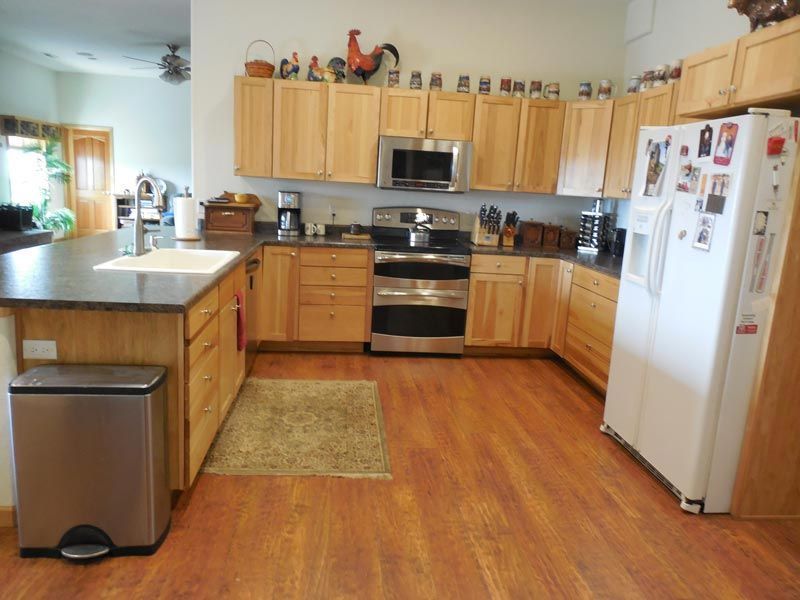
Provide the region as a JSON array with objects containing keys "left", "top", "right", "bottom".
[
  {"left": 653, "top": 204, "right": 673, "bottom": 296},
  {"left": 646, "top": 204, "right": 665, "bottom": 296}
]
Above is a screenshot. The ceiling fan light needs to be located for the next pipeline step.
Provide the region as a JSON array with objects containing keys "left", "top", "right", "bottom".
[{"left": 159, "top": 69, "right": 184, "bottom": 85}]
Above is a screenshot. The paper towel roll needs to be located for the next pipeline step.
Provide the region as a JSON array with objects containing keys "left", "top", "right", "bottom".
[{"left": 174, "top": 196, "right": 199, "bottom": 240}]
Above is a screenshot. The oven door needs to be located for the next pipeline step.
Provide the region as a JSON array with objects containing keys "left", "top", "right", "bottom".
[
  {"left": 377, "top": 136, "right": 471, "bottom": 193},
  {"left": 371, "top": 288, "right": 468, "bottom": 354},
  {"left": 374, "top": 251, "right": 470, "bottom": 288}
]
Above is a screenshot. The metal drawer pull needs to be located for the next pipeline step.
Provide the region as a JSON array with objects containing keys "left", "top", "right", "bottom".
[
  {"left": 330, "top": 311, "right": 335, "bottom": 317},
  {"left": 377, "top": 290, "right": 465, "bottom": 299},
  {"left": 496, "top": 262, "right": 502, "bottom": 268},
  {"left": 200, "top": 308, "right": 212, "bottom": 315},
  {"left": 518, "top": 280, "right": 523, "bottom": 286},
  {"left": 204, "top": 405, "right": 213, "bottom": 413},
  {"left": 290, "top": 251, "right": 296, "bottom": 257},
  {"left": 590, "top": 302, "right": 597, "bottom": 308},
  {"left": 203, "top": 342, "right": 213, "bottom": 349},
  {"left": 231, "top": 303, "right": 240, "bottom": 312},
  {"left": 221, "top": 211, "right": 235, "bottom": 216},
  {"left": 330, "top": 292, "right": 336, "bottom": 298},
  {"left": 331, "top": 254, "right": 337, "bottom": 260},
  {"left": 566, "top": 268, "right": 573, "bottom": 273},
  {"left": 592, "top": 280, "right": 600, "bottom": 286},
  {"left": 203, "top": 375, "right": 213, "bottom": 382}
]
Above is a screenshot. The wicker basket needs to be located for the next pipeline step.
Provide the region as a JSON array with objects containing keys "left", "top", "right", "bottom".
[{"left": 245, "top": 40, "right": 275, "bottom": 78}]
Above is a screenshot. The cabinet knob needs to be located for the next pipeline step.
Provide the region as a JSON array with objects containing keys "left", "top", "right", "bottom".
[
  {"left": 518, "top": 280, "right": 523, "bottom": 286},
  {"left": 330, "top": 292, "right": 336, "bottom": 298},
  {"left": 231, "top": 303, "right": 240, "bottom": 312},
  {"left": 428, "top": 129, "right": 434, "bottom": 134},
  {"left": 330, "top": 273, "right": 337, "bottom": 280},
  {"left": 330, "top": 311, "right": 335, "bottom": 318},
  {"left": 595, "top": 187, "right": 603, "bottom": 193},
  {"left": 203, "top": 375, "right": 213, "bottom": 382},
  {"left": 201, "top": 308, "right": 212, "bottom": 315},
  {"left": 203, "top": 341, "right": 213, "bottom": 349},
  {"left": 234, "top": 165, "right": 240, "bottom": 170},
  {"left": 729, "top": 85, "right": 737, "bottom": 94},
  {"left": 328, "top": 171, "right": 332, "bottom": 177},
  {"left": 290, "top": 251, "right": 296, "bottom": 257},
  {"left": 719, "top": 89, "right": 728, "bottom": 96},
  {"left": 496, "top": 262, "right": 502, "bottom": 268},
  {"left": 331, "top": 254, "right": 337, "bottom": 260},
  {"left": 590, "top": 302, "right": 597, "bottom": 308},
  {"left": 203, "top": 405, "right": 213, "bottom": 413},
  {"left": 593, "top": 279, "right": 600, "bottom": 286},
  {"left": 585, "top": 343, "right": 593, "bottom": 351},
  {"left": 566, "top": 268, "right": 572, "bottom": 273},
  {"left": 419, "top": 129, "right": 424, "bottom": 134},
  {"left": 507, "top": 181, "right": 512, "bottom": 186}
]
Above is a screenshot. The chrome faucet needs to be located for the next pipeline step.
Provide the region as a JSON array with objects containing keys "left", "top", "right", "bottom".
[{"left": 132, "top": 176, "right": 163, "bottom": 256}]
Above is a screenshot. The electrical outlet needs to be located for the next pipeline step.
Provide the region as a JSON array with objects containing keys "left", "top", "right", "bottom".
[{"left": 22, "top": 340, "right": 58, "bottom": 360}]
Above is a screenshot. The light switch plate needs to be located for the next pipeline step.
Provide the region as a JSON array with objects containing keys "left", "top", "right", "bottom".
[{"left": 22, "top": 339, "right": 58, "bottom": 360}]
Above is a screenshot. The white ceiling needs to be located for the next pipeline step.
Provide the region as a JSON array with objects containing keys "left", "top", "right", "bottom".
[{"left": 0, "top": 0, "right": 190, "bottom": 77}]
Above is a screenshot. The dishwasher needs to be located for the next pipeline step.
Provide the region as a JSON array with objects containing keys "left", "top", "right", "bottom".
[{"left": 9, "top": 364, "right": 171, "bottom": 559}]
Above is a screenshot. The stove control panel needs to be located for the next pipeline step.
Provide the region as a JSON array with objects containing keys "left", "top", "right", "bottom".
[{"left": 372, "top": 207, "right": 460, "bottom": 231}]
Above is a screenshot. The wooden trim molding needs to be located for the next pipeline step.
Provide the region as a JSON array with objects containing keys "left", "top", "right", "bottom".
[
  {"left": 0, "top": 506, "right": 16, "bottom": 528},
  {"left": 0, "top": 308, "right": 14, "bottom": 318}
]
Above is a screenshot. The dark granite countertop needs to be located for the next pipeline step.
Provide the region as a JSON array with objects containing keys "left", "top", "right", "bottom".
[
  {"left": 0, "top": 223, "right": 620, "bottom": 313},
  {"left": 0, "top": 229, "right": 53, "bottom": 255}
]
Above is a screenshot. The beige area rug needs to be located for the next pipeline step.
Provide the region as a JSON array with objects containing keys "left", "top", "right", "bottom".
[{"left": 203, "top": 378, "right": 391, "bottom": 478}]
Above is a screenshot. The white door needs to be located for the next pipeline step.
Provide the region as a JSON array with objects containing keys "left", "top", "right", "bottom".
[
  {"left": 604, "top": 126, "right": 680, "bottom": 444},
  {"left": 635, "top": 115, "right": 765, "bottom": 501}
]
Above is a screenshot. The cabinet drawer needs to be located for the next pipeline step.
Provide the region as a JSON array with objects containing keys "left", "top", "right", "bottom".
[
  {"left": 572, "top": 265, "right": 619, "bottom": 302},
  {"left": 187, "top": 345, "right": 220, "bottom": 413},
  {"left": 470, "top": 254, "right": 527, "bottom": 275},
  {"left": 568, "top": 285, "right": 617, "bottom": 347},
  {"left": 299, "top": 286, "right": 367, "bottom": 306},
  {"left": 297, "top": 305, "right": 366, "bottom": 341},
  {"left": 205, "top": 206, "right": 255, "bottom": 233},
  {"left": 300, "top": 266, "right": 368, "bottom": 287},
  {"left": 186, "top": 360, "right": 219, "bottom": 484},
  {"left": 300, "top": 247, "right": 369, "bottom": 268},
  {"left": 186, "top": 316, "right": 219, "bottom": 376},
  {"left": 186, "top": 286, "right": 220, "bottom": 340},
  {"left": 564, "top": 324, "right": 612, "bottom": 390}
]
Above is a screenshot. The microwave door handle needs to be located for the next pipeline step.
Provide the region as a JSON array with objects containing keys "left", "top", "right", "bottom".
[{"left": 452, "top": 146, "right": 460, "bottom": 187}]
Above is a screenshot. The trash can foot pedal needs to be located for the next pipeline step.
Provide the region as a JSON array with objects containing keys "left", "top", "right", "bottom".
[{"left": 60, "top": 544, "right": 110, "bottom": 560}]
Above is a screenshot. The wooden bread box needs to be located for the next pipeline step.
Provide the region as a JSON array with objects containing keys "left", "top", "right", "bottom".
[{"left": 204, "top": 202, "right": 259, "bottom": 234}]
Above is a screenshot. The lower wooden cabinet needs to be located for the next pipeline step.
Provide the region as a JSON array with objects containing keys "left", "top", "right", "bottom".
[
  {"left": 551, "top": 261, "right": 574, "bottom": 357},
  {"left": 465, "top": 273, "right": 526, "bottom": 347},
  {"left": 260, "top": 245, "right": 299, "bottom": 341},
  {"left": 520, "top": 258, "right": 560, "bottom": 348}
]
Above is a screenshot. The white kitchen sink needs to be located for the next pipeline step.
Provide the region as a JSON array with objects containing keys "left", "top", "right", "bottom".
[{"left": 93, "top": 248, "right": 240, "bottom": 275}]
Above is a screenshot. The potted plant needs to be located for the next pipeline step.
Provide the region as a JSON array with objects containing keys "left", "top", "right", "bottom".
[{"left": 23, "top": 137, "right": 76, "bottom": 234}]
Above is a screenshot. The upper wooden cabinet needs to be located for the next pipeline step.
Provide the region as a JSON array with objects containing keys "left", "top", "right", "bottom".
[
  {"left": 379, "top": 88, "right": 428, "bottom": 138},
  {"left": 675, "top": 40, "right": 739, "bottom": 116},
  {"left": 471, "top": 95, "right": 522, "bottom": 192},
  {"left": 520, "top": 258, "right": 561, "bottom": 348},
  {"left": 273, "top": 80, "right": 328, "bottom": 180},
  {"left": 513, "top": 100, "right": 566, "bottom": 194},
  {"left": 326, "top": 85, "right": 380, "bottom": 184},
  {"left": 234, "top": 76, "right": 273, "bottom": 178},
  {"left": 603, "top": 93, "right": 640, "bottom": 199},
  {"left": 731, "top": 16, "right": 800, "bottom": 107},
  {"left": 427, "top": 92, "right": 475, "bottom": 141},
  {"left": 557, "top": 100, "right": 614, "bottom": 198},
  {"left": 260, "top": 245, "right": 299, "bottom": 342},
  {"left": 637, "top": 83, "right": 679, "bottom": 128}
]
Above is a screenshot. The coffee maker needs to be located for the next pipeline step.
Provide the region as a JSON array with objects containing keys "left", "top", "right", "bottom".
[{"left": 277, "top": 191, "right": 301, "bottom": 236}]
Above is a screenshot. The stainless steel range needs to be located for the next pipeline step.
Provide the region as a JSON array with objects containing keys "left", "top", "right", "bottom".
[{"left": 370, "top": 207, "right": 471, "bottom": 355}]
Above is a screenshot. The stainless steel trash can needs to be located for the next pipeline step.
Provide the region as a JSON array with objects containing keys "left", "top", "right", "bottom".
[{"left": 9, "top": 364, "right": 171, "bottom": 559}]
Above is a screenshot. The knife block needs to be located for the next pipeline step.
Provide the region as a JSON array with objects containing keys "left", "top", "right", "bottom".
[{"left": 470, "top": 215, "right": 500, "bottom": 247}]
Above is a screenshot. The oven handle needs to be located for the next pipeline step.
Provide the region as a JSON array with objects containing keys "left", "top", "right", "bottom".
[
  {"left": 376, "top": 289, "right": 467, "bottom": 299},
  {"left": 375, "top": 252, "right": 470, "bottom": 266}
]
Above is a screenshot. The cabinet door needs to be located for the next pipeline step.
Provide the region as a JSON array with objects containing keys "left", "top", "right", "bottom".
[
  {"left": 520, "top": 258, "right": 560, "bottom": 348},
  {"left": 233, "top": 76, "right": 273, "bottom": 177},
  {"left": 219, "top": 294, "right": 238, "bottom": 418},
  {"left": 465, "top": 273, "right": 525, "bottom": 347},
  {"left": 379, "top": 88, "right": 428, "bottom": 138},
  {"left": 731, "top": 17, "right": 800, "bottom": 107},
  {"left": 557, "top": 101, "right": 614, "bottom": 198},
  {"left": 260, "top": 245, "right": 299, "bottom": 341},
  {"left": 513, "top": 100, "right": 566, "bottom": 194},
  {"left": 471, "top": 96, "right": 522, "bottom": 191},
  {"left": 326, "top": 85, "right": 380, "bottom": 184},
  {"left": 674, "top": 40, "right": 738, "bottom": 117},
  {"left": 550, "top": 261, "right": 574, "bottom": 357},
  {"left": 427, "top": 92, "right": 475, "bottom": 141},
  {"left": 273, "top": 80, "right": 327, "bottom": 180},
  {"left": 636, "top": 83, "right": 679, "bottom": 128},
  {"left": 602, "top": 94, "right": 640, "bottom": 199}
]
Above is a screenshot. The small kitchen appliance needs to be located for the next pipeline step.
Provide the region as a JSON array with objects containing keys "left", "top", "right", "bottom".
[
  {"left": 377, "top": 136, "right": 472, "bottom": 193},
  {"left": 277, "top": 191, "right": 301, "bottom": 236}
]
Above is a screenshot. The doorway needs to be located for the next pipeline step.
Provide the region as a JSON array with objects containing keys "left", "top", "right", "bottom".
[{"left": 63, "top": 127, "right": 115, "bottom": 237}]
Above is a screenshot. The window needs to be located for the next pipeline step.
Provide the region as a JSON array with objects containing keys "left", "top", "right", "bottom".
[{"left": 6, "top": 136, "right": 46, "bottom": 206}]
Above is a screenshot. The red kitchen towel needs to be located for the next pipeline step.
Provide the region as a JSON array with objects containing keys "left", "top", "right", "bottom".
[{"left": 235, "top": 290, "right": 247, "bottom": 351}]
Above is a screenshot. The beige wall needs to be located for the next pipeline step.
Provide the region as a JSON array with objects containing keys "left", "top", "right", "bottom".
[{"left": 191, "top": 0, "right": 629, "bottom": 229}]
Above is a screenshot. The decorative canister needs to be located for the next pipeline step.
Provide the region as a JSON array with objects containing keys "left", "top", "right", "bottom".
[
  {"left": 512, "top": 80, "right": 525, "bottom": 98},
  {"left": 598, "top": 79, "right": 614, "bottom": 100},
  {"left": 529, "top": 80, "right": 542, "bottom": 99},
  {"left": 545, "top": 82, "right": 560, "bottom": 100},
  {"left": 640, "top": 70, "right": 654, "bottom": 91},
  {"left": 500, "top": 77, "right": 512, "bottom": 96},
  {"left": 457, "top": 74, "right": 470, "bottom": 93},
  {"left": 410, "top": 70, "right": 422, "bottom": 90},
  {"left": 578, "top": 81, "right": 592, "bottom": 101},
  {"left": 654, "top": 64, "right": 668, "bottom": 87},
  {"left": 627, "top": 75, "right": 642, "bottom": 94},
  {"left": 429, "top": 72, "right": 442, "bottom": 91},
  {"left": 478, "top": 75, "right": 491, "bottom": 95},
  {"left": 387, "top": 68, "right": 400, "bottom": 88},
  {"left": 669, "top": 59, "right": 683, "bottom": 83}
]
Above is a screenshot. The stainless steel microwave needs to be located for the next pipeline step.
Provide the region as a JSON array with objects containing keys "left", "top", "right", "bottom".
[{"left": 377, "top": 136, "right": 471, "bottom": 193}]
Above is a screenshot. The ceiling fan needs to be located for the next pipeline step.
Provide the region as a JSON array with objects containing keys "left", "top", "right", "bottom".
[{"left": 123, "top": 44, "right": 191, "bottom": 85}]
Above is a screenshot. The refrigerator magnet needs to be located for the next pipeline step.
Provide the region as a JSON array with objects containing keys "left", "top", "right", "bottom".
[
  {"left": 699, "top": 125, "right": 713, "bottom": 158},
  {"left": 643, "top": 137, "right": 671, "bottom": 197},
  {"left": 693, "top": 213, "right": 715, "bottom": 251},
  {"left": 694, "top": 198, "right": 705, "bottom": 212},
  {"left": 705, "top": 194, "right": 726, "bottom": 215},
  {"left": 753, "top": 211, "right": 769, "bottom": 236},
  {"left": 710, "top": 173, "right": 731, "bottom": 198},
  {"left": 714, "top": 122, "right": 739, "bottom": 166}
]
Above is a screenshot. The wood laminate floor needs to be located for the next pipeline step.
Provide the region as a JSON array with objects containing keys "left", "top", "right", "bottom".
[{"left": 1, "top": 354, "right": 799, "bottom": 599}]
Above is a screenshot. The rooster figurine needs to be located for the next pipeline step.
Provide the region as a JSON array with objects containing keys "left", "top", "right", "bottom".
[
  {"left": 307, "top": 56, "right": 337, "bottom": 83},
  {"left": 280, "top": 52, "right": 300, "bottom": 80},
  {"left": 346, "top": 29, "right": 400, "bottom": 84}
]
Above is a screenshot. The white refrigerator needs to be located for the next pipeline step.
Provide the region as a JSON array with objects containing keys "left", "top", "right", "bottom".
[{"left": 602, "top": 109, "right": 798, "bottom": 514}]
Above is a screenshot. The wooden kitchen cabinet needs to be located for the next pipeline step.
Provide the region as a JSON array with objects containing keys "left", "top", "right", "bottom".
[
  {"left": 326, "top": 85, "right": 380, "bottom": 184},
  {"left": 637, "top": 83, "right": 680, "bottom": 128},
  {"left": 218, "top": 263, "right": 246, "bottom": 420},
  {"left": 233, "top": 76, "right": 273, "bottom": 177},
  {"left": 557, "top": 100, "right": 614, "bottom": 198},
  {"left": 379, "top": 88, "right": 428, "bottom": 138},
  {"left": 427, "top": 92, "right": 475, "bottom": 141},
  {"left": 471, "top": 95, "right": 522, "bottom": 191},
  {"left": 675, "top": 40, "right": 738, "bottom": 117},
  {"left": 520, "top": 258, "right": 560, "bottom": 348},
  {"left": 550, "top": 261, "right": 574, "bottom": 357},
  {"left": 603, "top": 93, "right": 640, "bottom": 199},
  {"left": 465, "top": 273, "right": 525, "bottom": 347},
  {"left": 272, "top": 80, "right": 327, "bottom": 180},
  {"left": 260, "top": 245, "right": 299, "bottom": 341},
  {"left": 513, "top": 100, "right": 566, "bottom": 194}
]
